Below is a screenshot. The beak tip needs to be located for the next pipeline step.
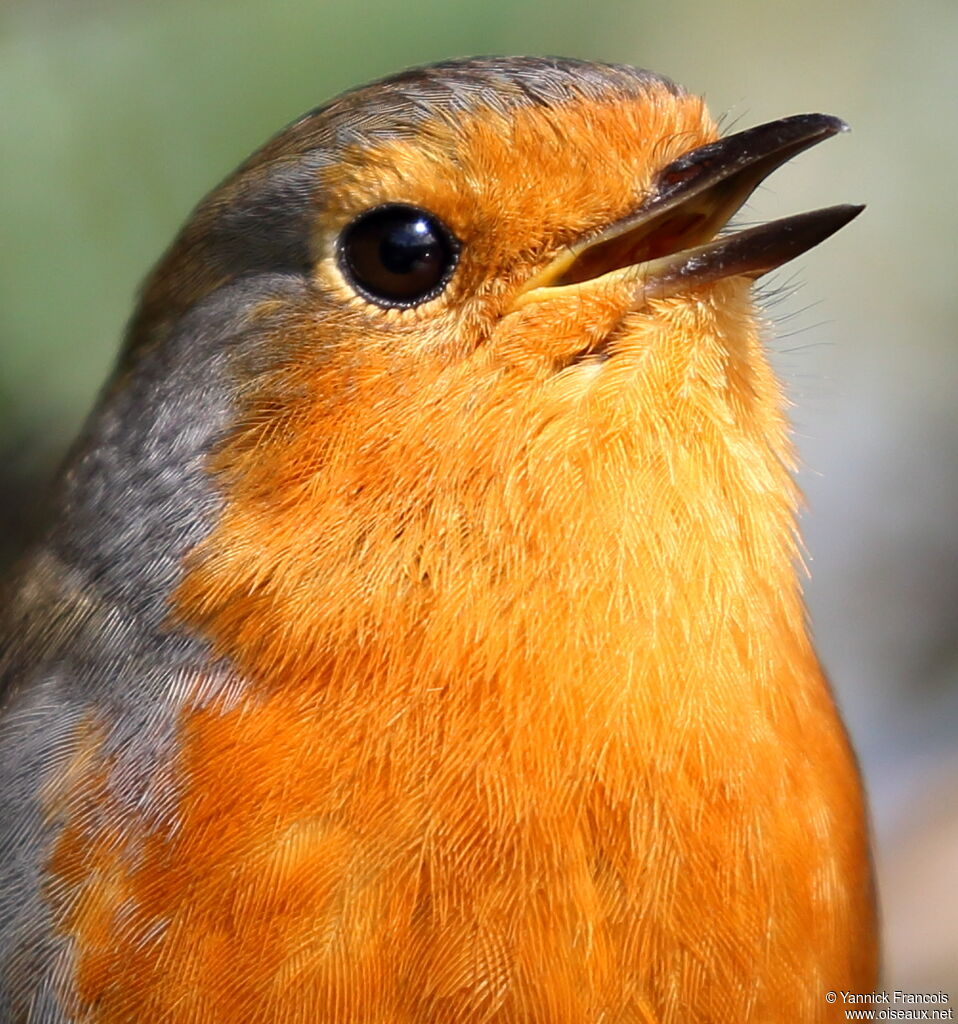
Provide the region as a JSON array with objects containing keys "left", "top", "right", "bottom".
[{"left": 814, "top": 113, "right": 851, "bottom": 138}]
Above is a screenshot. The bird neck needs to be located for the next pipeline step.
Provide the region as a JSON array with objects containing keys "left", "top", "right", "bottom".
[{"left": 172, "top": 297, "right": 812, "bottom": 737}]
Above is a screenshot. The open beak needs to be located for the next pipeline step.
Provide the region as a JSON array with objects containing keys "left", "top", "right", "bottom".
[{"left": 512, "top": 113, "right": 863, "bottom": 310}]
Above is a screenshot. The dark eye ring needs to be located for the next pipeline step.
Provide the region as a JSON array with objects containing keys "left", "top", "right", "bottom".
[{"left": 337, "top": 203, "right": 460, "bottom": 309}]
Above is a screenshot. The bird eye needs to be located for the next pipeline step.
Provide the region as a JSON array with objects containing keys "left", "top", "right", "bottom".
[{"left": 338, "top": 204, "right": 460, "bottom": 308}]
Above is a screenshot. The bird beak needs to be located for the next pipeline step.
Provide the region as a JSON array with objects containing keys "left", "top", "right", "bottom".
[{"left": 512, "top": 113, "right": 863, "bottom": 310}]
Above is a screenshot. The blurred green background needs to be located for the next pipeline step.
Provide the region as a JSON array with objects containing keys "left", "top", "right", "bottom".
[{"left": 2, "top": 0, "right": 955, "bottom": 1000}]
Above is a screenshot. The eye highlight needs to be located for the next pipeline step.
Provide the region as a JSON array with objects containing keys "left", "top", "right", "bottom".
[{"left": 338, "top": 204, "right": 460, "bottom": 308}]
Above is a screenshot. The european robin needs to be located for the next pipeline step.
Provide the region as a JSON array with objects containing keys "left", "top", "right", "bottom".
[{"left": 0, "top": 57, "right": 877, "bottom": 1023}]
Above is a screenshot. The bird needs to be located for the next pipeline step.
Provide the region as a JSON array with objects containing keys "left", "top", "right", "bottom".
[{"left": 0, "top": 57, "right": 877, "bottom": 1023}]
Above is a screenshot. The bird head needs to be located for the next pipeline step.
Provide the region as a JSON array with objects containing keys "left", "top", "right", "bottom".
[{"left": 97, "top": 58, "right": 858, "bottom": 683}]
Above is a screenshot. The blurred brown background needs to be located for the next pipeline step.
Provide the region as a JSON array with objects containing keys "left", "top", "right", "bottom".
[{"left": 1, "top": 0, "right": 955, "bottom": 1001}]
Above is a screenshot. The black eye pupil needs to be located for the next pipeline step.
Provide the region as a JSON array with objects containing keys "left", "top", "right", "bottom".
[
  {"left": 339, "top": 204, "right": 459, "bottom": 307},
  {"left": 379, "top": 217, "right": 434, "bottom": 273}
]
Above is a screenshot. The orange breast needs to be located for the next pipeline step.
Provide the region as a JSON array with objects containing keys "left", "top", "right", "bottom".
[
  {"left": 48, "top": 611, "right": 876, "bottom": 1023},
  {"left": 44, "top": 120, "right": 876, "bottom": 1018}
]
